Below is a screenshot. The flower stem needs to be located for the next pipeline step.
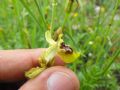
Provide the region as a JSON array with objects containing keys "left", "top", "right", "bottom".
[
  {"left": 50, "top": 0, "right": 56, "bottom": 34},
  {"left": 101, "top": 48, "right": 120, "bottom": 75},
  {"left": 34, "top": 0, "right": 47, "bottom": 29},
  {"left": 62, "top": 0, "right": 75, "bottom": 29},
  {"left": 20, "top": 0, "right": 41, "bottom": 29}
]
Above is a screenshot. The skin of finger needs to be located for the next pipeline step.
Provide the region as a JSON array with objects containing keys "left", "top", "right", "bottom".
[
  {"left": 19, "top": 66, "right": 80, "bottom": 90},
  {"left": 0, "top": 49, "right": 64, "bottom": 82}
]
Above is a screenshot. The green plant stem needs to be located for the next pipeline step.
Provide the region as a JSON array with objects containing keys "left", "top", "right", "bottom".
[
  {"left": 34, "top": 0, "right": 47, "bottom": 29},
  {"left": 61, "top": 0, "right": 74, "bottom": 29},
  {"left": 61, "top": 0, "right": 79, "bottom": 29},
  {"left": 20, "top": 0, "right": 41, "bottom": 29},
  {"left": 107, "top": 0, "right": 118, "bottom": 29},
  {"left": 50, "top": 0, "right": 56, "bottom": 34},
  {"left": 101, "top": 48, "right": 120, "bottom": 75},
  {"left": 62, "top": 12, "right": 69, "bottom": 29},
  {"left": 99, "top": 0, "right": 119, "bottom": 75}
]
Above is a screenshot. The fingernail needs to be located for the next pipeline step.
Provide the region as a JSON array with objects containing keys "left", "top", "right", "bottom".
[{"left": 47, "top": 72, "right": 75, "bottom": 90}]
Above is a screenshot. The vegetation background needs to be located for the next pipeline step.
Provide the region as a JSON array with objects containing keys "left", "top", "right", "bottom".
[{"left": 0, "top": 0, "right": 120, "bottom": 90}]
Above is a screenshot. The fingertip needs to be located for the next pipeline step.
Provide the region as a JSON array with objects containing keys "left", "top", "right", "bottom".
[
  {"left": 0, "top": 49, "right": 64, "bottom": 82},
  {"left": 54, "top": 55, "right": 65, "bottom": 66},
  {"left": 19, "top": 66, "right": 80, "bottom": 90}
]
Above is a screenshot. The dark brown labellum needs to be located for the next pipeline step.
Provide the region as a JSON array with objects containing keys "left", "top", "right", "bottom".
[{"left": 60, "top": 42, "right": 73, "bottom": 54}]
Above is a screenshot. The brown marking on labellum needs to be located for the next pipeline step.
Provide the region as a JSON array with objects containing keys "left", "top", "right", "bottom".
[{"left": 60, "top": 42, "right": 73, "bottom": 54}]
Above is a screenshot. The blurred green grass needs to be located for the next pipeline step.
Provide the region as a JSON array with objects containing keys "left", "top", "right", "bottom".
[{"left": 0, "top": 0, "right": 120, "bottom": 90}]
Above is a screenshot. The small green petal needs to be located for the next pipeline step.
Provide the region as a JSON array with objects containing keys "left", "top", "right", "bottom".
[
  {"left": 45, "top": 30, "right": 56, "bottom": 45},
  {"left": 25, "top": 67, "right": 45, "bottom": 79},
  {"left": 58, "top": 52, "right": 80, "bottom": 63}
]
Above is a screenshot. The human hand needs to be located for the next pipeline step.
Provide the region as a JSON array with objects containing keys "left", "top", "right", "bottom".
[{"left": 0, "top": 49, "right": 80, "bottom": 90}]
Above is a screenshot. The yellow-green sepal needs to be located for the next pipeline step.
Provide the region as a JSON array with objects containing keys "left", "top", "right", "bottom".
[
  {"left": 58, "top": 52, "right": 80, "bottom": 63},
  {"left": 25, "top": 67, "right": 45, "bottom": 79}
]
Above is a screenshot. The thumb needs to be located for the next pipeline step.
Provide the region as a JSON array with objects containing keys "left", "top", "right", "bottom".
[{"left": 19, "top": 66, "right": 80, "bottom": 90}]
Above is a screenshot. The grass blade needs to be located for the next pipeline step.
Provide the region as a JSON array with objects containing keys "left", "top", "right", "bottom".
[
  {"left": 19, "top": 0, "right": 41, "bottom": 29},
  {"left": 34, "top": 0, "right": 47, "bottom": 29}
]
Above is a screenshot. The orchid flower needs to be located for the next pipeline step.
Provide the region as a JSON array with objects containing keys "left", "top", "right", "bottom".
[{"left": 25, "top": 30, "right": 80, "bottom": 79}]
